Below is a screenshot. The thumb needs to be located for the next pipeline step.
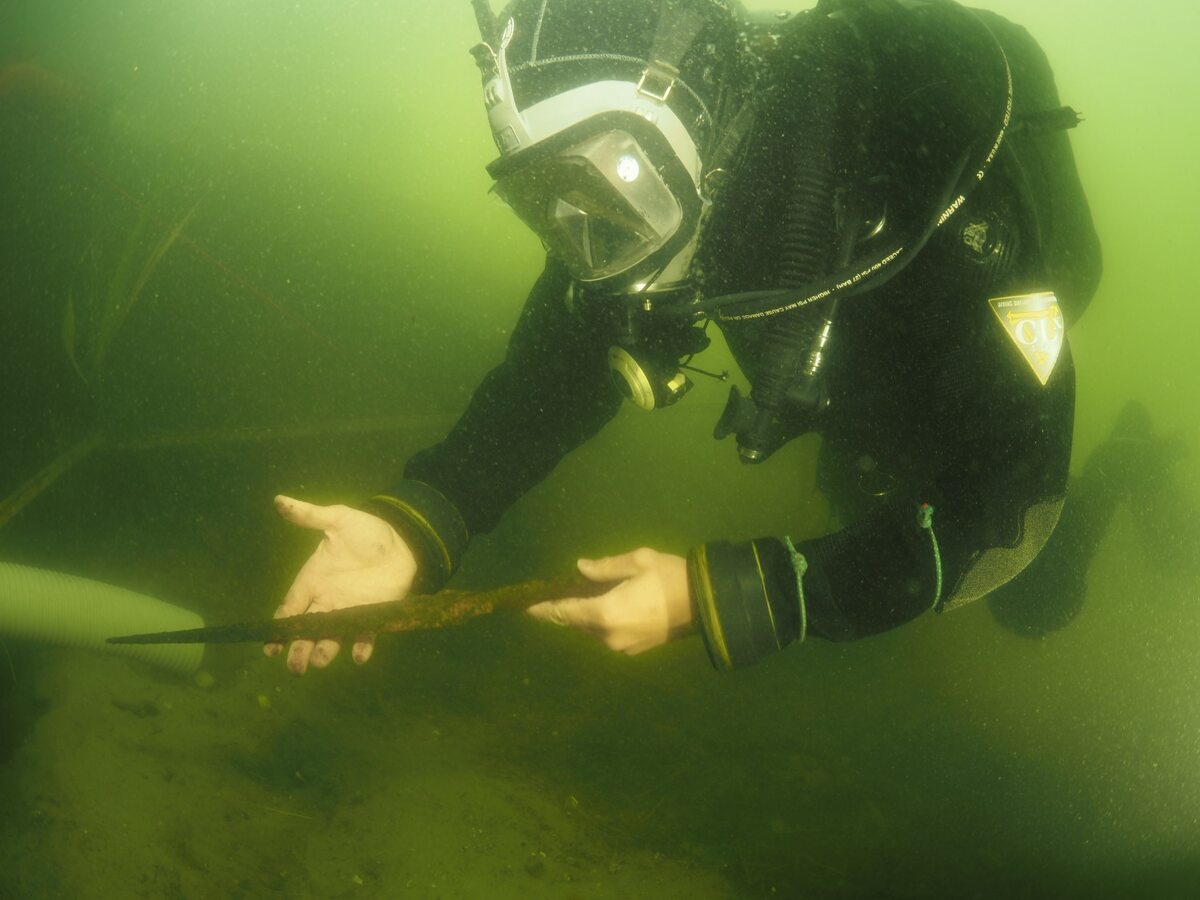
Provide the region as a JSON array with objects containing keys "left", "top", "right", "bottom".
[{"left": 274, "top": 494, "right": 343, "bottom": 531}]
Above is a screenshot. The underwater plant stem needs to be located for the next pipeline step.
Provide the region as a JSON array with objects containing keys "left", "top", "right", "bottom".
[
  {"left": 243, "top": 801, "right": 316, "bottom": 822},
  {"left": 94, "top": 199, "right": 201, "bottom": 372},
  {"left": 0, "top": 432, "right": 104, "bottom": 529},
  {"left": 0, "top": 637, "right": 16, "bottom": 687},
  {"left": 107, "top": 571, "right": 606, "bottom": 646}
]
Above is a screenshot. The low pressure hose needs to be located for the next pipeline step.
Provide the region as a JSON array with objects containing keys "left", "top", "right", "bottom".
[{"left": 0, "top": 562, "right": 204, "bottom": 675}]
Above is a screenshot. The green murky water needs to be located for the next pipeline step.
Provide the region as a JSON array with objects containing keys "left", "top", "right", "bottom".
[{"left": 2, "top": 2, "right": 1197, "bottom": 897}]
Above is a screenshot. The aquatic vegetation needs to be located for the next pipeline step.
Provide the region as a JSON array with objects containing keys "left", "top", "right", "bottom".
[
  {"left": 0, "top": 637, "right": 14, "bottom": 688},
  {"left": 62, "top": 193, "right": 199, "bottom": 389}
]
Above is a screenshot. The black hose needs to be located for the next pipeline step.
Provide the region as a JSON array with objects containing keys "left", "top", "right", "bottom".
[
  {"left": 690, "top": 1, "right": 1013, "bottom": 322},
  {"left": 746, "top": 138, "right": 837, "bottom": 429},
  {"left": 694, "top": 151, "right": 969, "bottom": 320},
  {"left": 735, "top": 27, "right": 843, "bottom": 461}
]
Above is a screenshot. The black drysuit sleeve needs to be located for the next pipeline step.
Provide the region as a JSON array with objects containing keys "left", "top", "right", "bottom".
[
  {"left": 797, "top": 349, "right": 1076, "bottom": 642},
  {"left": 689, "top": 298, "right": 1077, "bottom": 670}
]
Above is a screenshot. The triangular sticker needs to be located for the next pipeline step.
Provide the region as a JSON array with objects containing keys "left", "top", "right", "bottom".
[{"left": 988, "top": 291, "right": 1065, "bottom": 386}]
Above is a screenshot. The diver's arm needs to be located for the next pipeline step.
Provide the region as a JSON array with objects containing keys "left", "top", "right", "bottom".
[
  {"left": 361, "top": 257, "right": 623, "bottom": 592},
  {"left": 688, "top": 350, "right": 1076, "bottom": 670},
  {"left": 523, "top": 354, "right": 1076, "bottom": 667},
  {"left": 267, "top": 258, "right": 620, "bottom": 674}
]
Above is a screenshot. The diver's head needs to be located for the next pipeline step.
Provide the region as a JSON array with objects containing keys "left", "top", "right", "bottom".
[{"left": 470, "top": 0, "right": 741, "bottom": 295}]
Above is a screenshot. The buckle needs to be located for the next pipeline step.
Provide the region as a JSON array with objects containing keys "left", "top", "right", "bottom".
[{"left": 636, "top": 61, "right": 679, "bottom": 103}]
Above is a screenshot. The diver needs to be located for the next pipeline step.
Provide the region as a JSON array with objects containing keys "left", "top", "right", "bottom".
[{"left": 267, "top": 0, "right": 1111, "bottom": 674}]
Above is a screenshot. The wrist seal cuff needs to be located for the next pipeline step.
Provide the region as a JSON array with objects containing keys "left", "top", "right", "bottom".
[
  {"left": 361, "top": 482, "right": 469, "bottom": 593},
  {"left": 688, "top": 540, "right": 787, "bottom": 671}
]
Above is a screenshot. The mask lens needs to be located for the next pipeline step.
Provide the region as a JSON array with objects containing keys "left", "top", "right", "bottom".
[{"left": 492, "top": 130, "right": 683, "bottom": 281}]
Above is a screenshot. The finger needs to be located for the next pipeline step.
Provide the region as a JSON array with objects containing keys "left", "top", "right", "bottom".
[
  {"left": 275, "top": 588, "right": 327, "bottom": 664},
  {"left": 274, "top": 581, "right": 313, "bottom": 621},
  {"left": 309, "top": 639, "right": 341, "bottom": 669},
  {"left": 352, "top": 634, "right": 375, "bottom": 665},
  {"left": 287, "top": 639, "right": 315, "bottom": 675},
  {"left": 577, "top": 548, "right": 654, "bottom": 583},
  {"left": 528, "top": 595, "right": 608, "bottom": 631},
  {"left": 274, "top": 494, "right": 344, "bottom": 531}
]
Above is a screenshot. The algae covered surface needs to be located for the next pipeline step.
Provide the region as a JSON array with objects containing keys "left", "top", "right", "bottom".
[{"left": 2, "top": 1, "right": 1199, "bottom": 898}]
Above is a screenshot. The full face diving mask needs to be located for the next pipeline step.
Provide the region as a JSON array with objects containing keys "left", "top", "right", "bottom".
[{"left": 469, "top": 8, "right": 708, "bottom": 291}]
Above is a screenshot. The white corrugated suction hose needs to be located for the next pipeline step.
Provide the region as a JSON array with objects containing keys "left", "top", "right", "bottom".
[{"left": 0, "top": 562, "right": 204, "bottom": 675}]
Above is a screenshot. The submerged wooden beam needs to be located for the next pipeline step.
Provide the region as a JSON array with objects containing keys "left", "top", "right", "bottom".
[
  {"left": 107, "top": 572, "right": 603, "bottom": 646},
  {"left": 0, "top": 416, "right": 454, "bottom": 526},
  {"left": 111, "top": 415, "right": 458, "bottom": 451}
]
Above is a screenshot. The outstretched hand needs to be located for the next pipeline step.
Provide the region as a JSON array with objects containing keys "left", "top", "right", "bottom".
[
  {"left": 527, "top": 548, "right": 694, "bottom": 655},
  {"left": 267, "top": 495, "right": 417, "bottom": 674}
]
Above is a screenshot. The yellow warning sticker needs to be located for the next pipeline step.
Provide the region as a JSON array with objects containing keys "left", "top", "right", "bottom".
[{"left": 988, "top": 291, "right": 1065, "bottom": 386}]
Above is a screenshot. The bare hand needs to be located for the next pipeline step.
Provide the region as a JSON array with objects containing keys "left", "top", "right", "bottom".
[
  {"left": 527, "top": 548, "right": 694, "bottom": 655},
  {"left": 267, "top": 494, "right": 417, "bottom": 674}
]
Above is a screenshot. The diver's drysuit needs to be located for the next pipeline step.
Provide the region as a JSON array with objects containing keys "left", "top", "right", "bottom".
[{"left": 365, "top": 1, "right": 1102, "bottom": 669}]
